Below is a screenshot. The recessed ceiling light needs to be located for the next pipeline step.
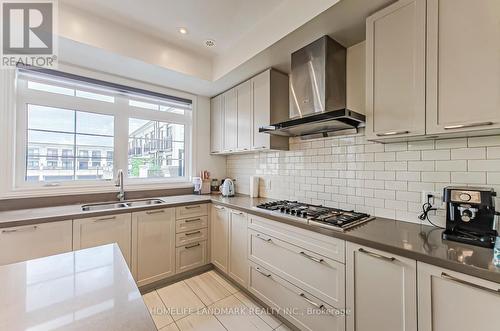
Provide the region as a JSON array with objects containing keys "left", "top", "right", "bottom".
[
  {"left": 205, "top": 39, "right": 216, "bottom": 47},
  {"left": 178, "top": 27, "right": 188, "bottom": 35}
]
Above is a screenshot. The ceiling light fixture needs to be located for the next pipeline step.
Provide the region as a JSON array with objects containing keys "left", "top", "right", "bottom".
[
  {"left": 205, "top": 39, "right": 216, "bottom": 47},
  {"left": 178, "top": 27, "right": 188, "bottom": 35}
]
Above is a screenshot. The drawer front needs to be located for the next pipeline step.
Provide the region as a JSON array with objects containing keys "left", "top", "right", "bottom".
[
  {"left": 176, "top": 216, "right": 208, "bottom": 233},
  {"left": 248, "top": 215, "right": 345, "bottom": 263},
  {"left": 176, "top": 228, "right": 208, "bottom": 247},
  {"left": 0, "top": 220, "right": 73, "bottom": 266},
  {"left": 249, "top": 262, "right": 346, "bottom": 331},
  {"left": 175, "top": 204, "right": 208, "bottom": 219},
  {"left": 249, "top": 229, "right": 345, "bottom": 308},
  {"left": 176, "top": 241, "right": 207, "bottom": 273}
]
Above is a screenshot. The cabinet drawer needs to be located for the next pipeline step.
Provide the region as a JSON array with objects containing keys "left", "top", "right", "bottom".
[
  {"left": 0, "top": 220, "right": 73, "bottom": 266},
  {"left": 175, "top": 204, "right": 208, "bottom": 219},
  {"left": 176, "top": 216, "right": 208, "bottom": 233},
  {"left": 249, "top": 262, "right": 345, "bottom": 331},
  {"left": 176, "top": 241, "right": 207, "bottom": 273},
  {"left": 176, "top": 228, "right": 208, "bottom": 247},
  {"left": 248, "top": 215, "right": 345, "bottom": 263},
  {"left": 249, "top": 229, "right": 345, "bottom": 308}
]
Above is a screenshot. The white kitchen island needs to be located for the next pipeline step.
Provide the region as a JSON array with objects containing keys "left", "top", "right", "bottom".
[{"left": 0, "top": 244, "right": 157, "bottom": 331}]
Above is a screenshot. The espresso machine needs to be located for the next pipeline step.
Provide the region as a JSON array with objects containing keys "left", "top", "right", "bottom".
[{"left": 442, "top": 187, "right": 498, "bottom": 248}]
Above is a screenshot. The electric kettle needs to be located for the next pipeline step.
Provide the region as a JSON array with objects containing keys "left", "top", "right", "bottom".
[{"left": 220, "top": 178, "right": 235, "bottom": 197}]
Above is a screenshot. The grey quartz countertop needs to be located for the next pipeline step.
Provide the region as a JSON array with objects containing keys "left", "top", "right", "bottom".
[
  {"left": 0, "top": 244, "right": 157, "bottom": 331},
  {"left": 1, "top": 193, "right": 499, "bottom": 283}
]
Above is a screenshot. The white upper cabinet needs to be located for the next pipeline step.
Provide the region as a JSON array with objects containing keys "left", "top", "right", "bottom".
[
  {"left": 365, "top": 0, "right": 426, "bottom": 140},
  {"left": 237, "top": 80, "right": 252, "bottom": 151},
  {"left": 211, "top": 69, "right": 289, "bottom": 154},
  {"left": 418, "top": 262, "right": 500, "bottom": 331},
  {"left": 426, "top": 0, "right": 500, "bottom": 134},
  {"left": 210, "top": 95, "right": 223, "bottom": 153},
  {"left": 223, "top": 88, "right": 238, "bottom": 152}
]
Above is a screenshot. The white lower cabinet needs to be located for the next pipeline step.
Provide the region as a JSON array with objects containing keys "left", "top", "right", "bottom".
[
  {"left": 0, "top": 220, "right": 72, "bottom": 266},
  {"left": 346, "top": 242, "right": 417, "bottom": 331},
  {"left": 132, "top": 208, "right": 175, "bottom": 286},
  {"left": 211, "top": 205, "right": 229, "bottom": 273},
  {"left": 228, "top": 209, "right": 248, "bottom": 287},
  {"left": 418, "top": 262, "right": 500, "bottom": 331},
  {"left": 73, "top": 213, "right": 132, "bottom": 267},
  {"left": 249, "top": 262, "right": 345, "bottom": 331}
]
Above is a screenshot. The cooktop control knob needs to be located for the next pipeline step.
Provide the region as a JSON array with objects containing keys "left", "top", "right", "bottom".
[{"left": 459, "top": 193, "right": 472, "bottom": 202}]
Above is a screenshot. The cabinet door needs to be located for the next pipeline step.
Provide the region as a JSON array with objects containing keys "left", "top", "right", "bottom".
[
  {"left": 346, "top": 243, "right": 417, "bottom": 331},
  {"left": 132, "top": 209, "right": 175, "bottom": 286},
  {"left": 228, "top": 209, "right": 248, "bottom": 287},
  {"left": 418, "top": 262, "right": 500, "bottom": 331},
  {"left": 73, "top": 213, "right": 132, "bottom": 267},
  {"left": 0, "top": 221, "right": 72, "bottom": 266},
  {"left": 211, "top": 205, "right": 229, "bottom": 273},
  {"left": 210, "top": 95, "right": 223, "bottom": 153},
  {"left": 426, "top": 0, "right": 500, "bottom": 134},
  {"left": 237, "top": 80, "right": 252, "bottom": 151},
  {"left": 251, "top": 71, "right": 271, "bottom": 150},
  {"left": 223, "top": 88, "right": 238, "bottom": 152},
  {"left": 365, "top": 0, "right": 426, "bottom": 140}
]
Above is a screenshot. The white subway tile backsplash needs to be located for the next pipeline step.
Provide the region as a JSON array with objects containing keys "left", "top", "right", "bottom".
[{"left": 228, "top": 134, "right": 500, "bottom": 226}]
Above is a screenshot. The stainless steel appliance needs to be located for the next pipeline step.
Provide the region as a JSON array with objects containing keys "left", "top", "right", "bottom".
[
  {"left": 256, "top": 200, "right": 374, "bottom": 231},
  {"left": 442, "top": 186, "right": 498, "bottom": 248},
  {"left": 220, "top": 178, "right": 235, "bottom": 197},
  {"left": 259, "top": 35, "right": 366, "bottom": 139}
]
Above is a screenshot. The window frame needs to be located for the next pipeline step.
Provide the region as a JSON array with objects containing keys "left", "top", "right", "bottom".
[{"left": 14, "top": 68, "right": 194, "bottom": 191}]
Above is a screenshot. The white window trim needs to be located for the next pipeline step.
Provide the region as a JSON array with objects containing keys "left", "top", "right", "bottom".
[{"left": 0, "top": 63, "right": 198, "bottom": 198}]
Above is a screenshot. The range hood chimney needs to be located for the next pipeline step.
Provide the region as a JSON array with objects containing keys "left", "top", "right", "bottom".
[{"left": 260, "top": 35, "right": 365, "bottom": 139}]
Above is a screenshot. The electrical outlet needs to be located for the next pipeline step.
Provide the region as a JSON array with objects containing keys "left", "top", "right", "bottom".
[{"left": 422, "top": 191, "right": 445, "bottom": 209}]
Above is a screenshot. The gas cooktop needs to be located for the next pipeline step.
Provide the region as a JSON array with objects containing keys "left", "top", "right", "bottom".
[{"left": 256, "top": 200, "right": 374, "bottom": 231}]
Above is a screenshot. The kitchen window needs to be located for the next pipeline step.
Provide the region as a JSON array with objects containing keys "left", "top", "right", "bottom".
[{"left": 15, "top": 67, "right": 193, "bottom": 189}]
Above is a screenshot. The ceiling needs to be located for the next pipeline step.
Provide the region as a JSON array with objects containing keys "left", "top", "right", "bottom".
[{"left": 58, "top": 0, "right": 395, "bottom": 96}]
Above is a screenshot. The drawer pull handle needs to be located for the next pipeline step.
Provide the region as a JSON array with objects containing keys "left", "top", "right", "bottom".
[
  {"left": 94, "top": 216, "right": 117, "bottom": 222},
  {"left": 376, "top": 130, "right": 409, "bottom": 137},
  {"left": 358, "top": 248, "right": 396, "bottom": 262},
  {"left": 444, "top": 122, "right": 493, "bottom": 130},
  {"left": 299, "top": 293, "right": 325, "bottom": 309},
  {"left": 185, "top": 231, "right": 202, "bottom": 236},
  {"left": 441, "top": 272, "right": 500, "bottom": 295},
  {"left": 232, "top": 211, "right": 245, "bottom": 216},
  {"left": 2, "top": 225, "right": 38, "bottom": 233},
  {"left": 255, "top": 267, "right": 272, "bottom": 278},
  {"left": 185, "top": 243, "right": 201, "bottom": 249},
  {"left": 184, "top": 218, "right": 201, "bottom": 223},
  {"left": 214, "top": 205, "right": 225, "bottom": 210},
  {"left": 299, "top": 251, "right": 324, "bottom": 264},
  {"left": 256, "top": 233, "right": 272, "bottom": 243},
  {"left": 146, "top": 210, "right": 165, "bottom": 215},
  {"left": 185, "top": 205, "right": 201, "bottom": 209}
]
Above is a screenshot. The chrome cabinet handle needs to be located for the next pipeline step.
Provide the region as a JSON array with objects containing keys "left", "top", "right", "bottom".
[
  {"left": 184, "top": 218, "right": 201, "bottom": 223},
  {"left": 299, "top": 293, "right": 325, "bottom": 309},
  {"left": 185, "top": 243, "right": 201, "bottom": 249},
  {"left": 94, "top": 216, "right": 117, "bottom": 222},
  {"left": 255, "top": 267, "right": 272, "bottom": 278},
  {"left": 299, "top": 251, "right": 324, "bottom": 264},
  {"left": 146, "top": 210, "right": 165, "bottom": 215},
  {"left": 358, "top": 248, "right": 396, "bottom": 262},
  {"left": 376, "top": 130, "right": 410, "bottom": 137},
  {"left": 231, "top": 211, "right": 245, "bottom": 216},
  {"left": 444, "top": 122, "right": 493, "bottom": 130},
  {"left": 2, "top": 225, "right": 37, "bottom": 233},
  {"left": 185, "top": 205, "right": 201, "bottom": 209},
  {"left": 441, "top": 273, "right": 500, "bottom": 295},
  {"left": 185, "top": 231, "right": 202, "bottom": 236},
  {"left": 213, "top": 205, "right": 225, "bottom": 210},
  {"left": 255, "top": 233, "right": 273, "bottom": 243}
]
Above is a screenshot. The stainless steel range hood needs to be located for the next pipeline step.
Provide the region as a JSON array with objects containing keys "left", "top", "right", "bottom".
[{"left": 260, "top": 35, "right": 365, "bottom": 139}]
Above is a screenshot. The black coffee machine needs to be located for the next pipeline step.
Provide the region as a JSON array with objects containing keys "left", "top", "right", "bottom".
[{"left": 442, "top": 186, "right": 498, "bottom": 248}]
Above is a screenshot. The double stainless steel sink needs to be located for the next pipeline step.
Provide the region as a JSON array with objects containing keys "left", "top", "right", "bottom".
[{"left": 81, "top": 199, "right": 165, "bottom": 212}]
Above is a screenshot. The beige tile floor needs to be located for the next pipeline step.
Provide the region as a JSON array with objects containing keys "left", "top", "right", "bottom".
[{"left": 143, "top": 270, "right": 292, "bottom": 331}]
